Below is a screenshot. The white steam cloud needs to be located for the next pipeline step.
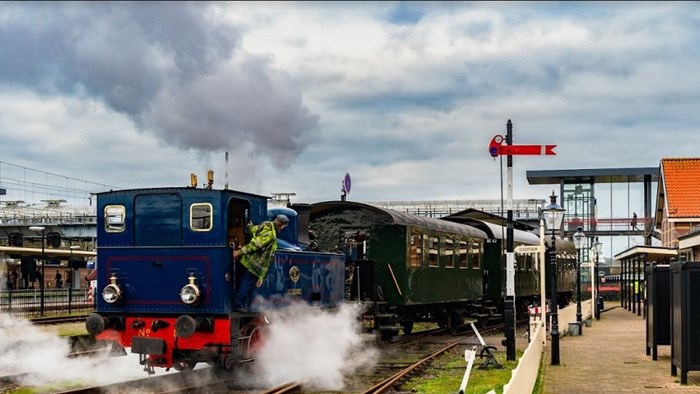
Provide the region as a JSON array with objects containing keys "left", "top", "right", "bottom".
[
  {"left": 249, "top": 302, "right": 379, "bottom": 390},
  {"left": 0, "top": 312, "right": 158, "bottom": 389},
  {"left": 0, "top": 303, "right": 377, "bottom": 391}
]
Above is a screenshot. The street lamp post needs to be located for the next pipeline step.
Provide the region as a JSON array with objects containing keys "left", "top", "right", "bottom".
[
  {"left": 573, "top": 226, "right": 586, "bottom": 335},
  {"left": 593, "top": 238, "right": 603, "bottom": 320},
  {"left": 542, "top": 191, "right": 566, "bottom": 365},
  {"left": 29, "top": 226, "right": 46, "bottom": 316}
]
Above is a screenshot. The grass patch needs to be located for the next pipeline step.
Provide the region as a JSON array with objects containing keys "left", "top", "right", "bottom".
[
  {"left": 36, "top": 322, "right": 88, "bottom": 337},
  {"left": 56, "top": 326, "right": 88, "bottom": 337},
  {"left": 7, "top": 381, "right": 89, "bottom": 394},
  {"left": 401, "top": 348, "right": 521, "bottom": 394}
]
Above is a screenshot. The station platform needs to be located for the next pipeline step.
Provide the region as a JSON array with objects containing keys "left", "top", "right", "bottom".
[{"left": 541, "top": 306, "right": 700, "bottom": 393}]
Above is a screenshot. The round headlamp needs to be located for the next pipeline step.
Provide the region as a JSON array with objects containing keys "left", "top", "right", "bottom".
[
  {"left": 102, "top": 284, "right": 122, "bottom": 303},
  {"left": 180, "top": 283, "right": 200, "bottom": 304}
]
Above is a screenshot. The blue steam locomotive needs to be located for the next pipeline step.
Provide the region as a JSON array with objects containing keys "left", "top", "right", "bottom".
[{"left": 85, "top": 186, "right": 344, "bottom": 373}]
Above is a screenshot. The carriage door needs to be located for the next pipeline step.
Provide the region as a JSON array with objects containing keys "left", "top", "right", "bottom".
[{"left": 227, "top": 198, "right": 250, "bottom": 250}]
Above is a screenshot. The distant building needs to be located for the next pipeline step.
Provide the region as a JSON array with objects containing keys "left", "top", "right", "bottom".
[{"left": 654, "top": 157, "right": 700, "bottom": 249}]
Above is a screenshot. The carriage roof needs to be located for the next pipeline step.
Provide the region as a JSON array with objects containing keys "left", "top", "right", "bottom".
[{"left": 310, "top": 201, "right": 488, "bottom": 239}]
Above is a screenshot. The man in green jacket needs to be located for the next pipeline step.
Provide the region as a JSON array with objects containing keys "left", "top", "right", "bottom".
[{"left": 232, "top": 214, "right": 289, "bottom": 312}]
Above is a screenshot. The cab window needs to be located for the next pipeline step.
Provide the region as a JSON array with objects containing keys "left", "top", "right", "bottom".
[
  {"left": 104, "top": 205, "right": 125, "bottom": 233},
  {"left": 190, "top": 203, "right": 213, "bottom": 231}
]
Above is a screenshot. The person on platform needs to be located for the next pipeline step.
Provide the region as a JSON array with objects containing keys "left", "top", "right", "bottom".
[
  {"left": 54, "top": 269, "right": 63, "bottom": 289},
  {"left": 8, "top": 269, "right": 17, "bottom": 290},
  {"left": 232, "top": 214, "right": 288, "bottom": 312},
  {"left": 34, "top": 267, "right": 43, "bottom": 289}
]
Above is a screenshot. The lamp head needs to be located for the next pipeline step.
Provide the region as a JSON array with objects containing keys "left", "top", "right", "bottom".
[
  {"left": 573, "top": 226, "right": 586, "bottom": 250},
  {"left": 542, "top": 191, "right": 566, "bottom": 233},
  {"left": 592, "top": 237, "right": 603, "bottom": 254}
]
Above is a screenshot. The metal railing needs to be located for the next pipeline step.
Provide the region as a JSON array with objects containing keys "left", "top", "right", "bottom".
[
  {"left": 0, "top": 287, "right": 95, "bottom": 319},
  {"left": 0, "top": 213, "right": 97, "bottom": 225},
  {"left": 566, "top": 217, "right": 652, "bottom": 232}
]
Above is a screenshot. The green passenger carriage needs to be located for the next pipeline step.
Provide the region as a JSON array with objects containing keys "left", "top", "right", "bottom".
[{"left": 310, "top": 201, "right": 489, "bottom": 337}]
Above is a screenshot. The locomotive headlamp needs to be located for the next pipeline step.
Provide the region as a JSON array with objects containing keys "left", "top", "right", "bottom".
[
  {"left": 102, "top": 273, "right": 122, "bottom": 303},
  {"left": 180, "top": 273, "right": 200, "bottom": 304}
]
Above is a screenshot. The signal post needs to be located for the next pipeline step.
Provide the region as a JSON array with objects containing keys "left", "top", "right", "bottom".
[{"left": 489, "top": 121, "right": 555, "bottom": 360}]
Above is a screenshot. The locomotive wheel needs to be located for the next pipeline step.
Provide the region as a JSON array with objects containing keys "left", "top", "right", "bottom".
[
  {"left": 377, "top": 328, "right": 398, "bottom": 341},
  {"left": 447, "top": 312, "right": 463, "bottom": 335},
  {"left": 402, "top": 321, "right": 414, "bottom": 335},
  {"left": 241, "top": 320, "right": 267, "bottom": 358},
  {"left": 174, "top": 359, "right": 195, "bottom": 372}
]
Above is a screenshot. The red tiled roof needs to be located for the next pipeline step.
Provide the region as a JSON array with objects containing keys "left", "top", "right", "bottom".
[{"left": 661, "top": 158, "right": 700, "bottom": 218}]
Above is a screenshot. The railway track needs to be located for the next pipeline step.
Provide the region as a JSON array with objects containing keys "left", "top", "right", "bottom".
[
  {"left": 362, "top": 338, "right": 464, "bottom": 394},
  {"left": 0, "top": 322, "right": 515, "bottom": 394},
  {"left": 5, "top": 366, "right": 303, "bottom": 394}
]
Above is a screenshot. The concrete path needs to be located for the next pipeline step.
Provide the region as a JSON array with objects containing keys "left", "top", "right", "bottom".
[{"left": 542, "top": 306, "right": 700, "bottom": 393}]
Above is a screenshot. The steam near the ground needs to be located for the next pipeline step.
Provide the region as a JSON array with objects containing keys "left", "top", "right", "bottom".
[
  {"left": 0, "top": 312, "right": 162, "bottom": 388},
  {"left": 0, "top": 302, "right": 377, "bottom": 390},
  {"left": 247, "top": 302, "right": 379, "bottom": 390}
]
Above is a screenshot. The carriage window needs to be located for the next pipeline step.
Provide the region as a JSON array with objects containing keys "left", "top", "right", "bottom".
[
  {"left": 190, "top": 203, "right": 213, "bottom": 231},
  {"left": 470, "top": 241, "right": 481, "bottom": 269},
  {"left": 444, "top": 238, "right": 455, "bottom": 268},
  {"left": 459, "top": 240, "right": 468, "bottom": 268},
  {"left": 104, "top": 205, "right": 125, "bottom": 233},
  {"left": 409, "top": 232, "right": 423, "bottom": 267},
  {"left": 428, "top": 236, "right": 439, "bottom": 267}
]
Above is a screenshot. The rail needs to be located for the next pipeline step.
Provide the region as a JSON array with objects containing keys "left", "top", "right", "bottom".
[{"left": 362, "top": 338, "right": 464, "bottom": 394}]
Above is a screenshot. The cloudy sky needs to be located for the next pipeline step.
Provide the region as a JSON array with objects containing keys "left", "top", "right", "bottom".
[{"left": 0, "top": 2, "right": 698, "bottom": 212}]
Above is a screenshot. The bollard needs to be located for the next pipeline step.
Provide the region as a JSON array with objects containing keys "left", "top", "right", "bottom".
[{"left": 458, "top": 346, "right": 477, "bottom": 394}]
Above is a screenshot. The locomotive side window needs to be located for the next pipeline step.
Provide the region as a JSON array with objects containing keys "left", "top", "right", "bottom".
[
  {"left": 104, "top": 205, "right": 125, "bottom": 233},
  {"left": 444, "top": 238, "right": 455, "bottom": 268},
  {"left": 409, "top": 232, "right": 423, "bottom": 267},
  {"left": 427, "top": 236, "right": 439, "bottom": 267},
  {"left": 190, "top": 203, "right": 213, "bottom": 231},
  {"left": 459, "top": 240, "right": 468, "bottom": 268}
]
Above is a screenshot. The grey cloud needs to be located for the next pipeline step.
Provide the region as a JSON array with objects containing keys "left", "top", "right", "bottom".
[
  {"left": 0, "top": 2, "right": 317, "bottom": 166},
  {"left": 146, "top": 55, "right": 319, "bottom": 166}
]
